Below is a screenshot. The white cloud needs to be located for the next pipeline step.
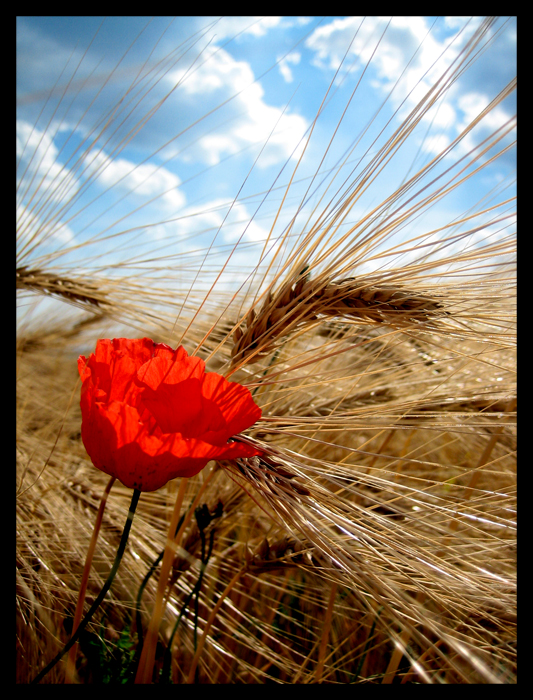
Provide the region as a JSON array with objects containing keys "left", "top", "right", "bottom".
[
  {"left": 165, "top": 45, "right": 308, "bottom": 168},
  {"left": 303, "top": 16, "right": 515, "bottom": 165},
  {"left": 17, "top": 120, "right": 77, "bottom": 205},
  {"left": 162, "top": 198, "right": 270, "bottom": 244},
  {"left": 278, "top": 52, "right": 301, "bottom": 83},
  {"left": 306, "top": 17, "right": 455, "bottom": 105},
  {"left": 200, "top": 16, "right": 283, "bottom": 40},
  {"left": 17, "top": 200, "right": 75, "bottom": 251},
  {"left": 93, "top": 155, "right": 186, "bottom": 212},
  {"left": 17, "top": 121, "right": 77, "bottom": 250}
]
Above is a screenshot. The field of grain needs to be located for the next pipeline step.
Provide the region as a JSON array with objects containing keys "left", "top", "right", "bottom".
[{"left": 17, "top": 17, "right": 516, "bottom": 684}]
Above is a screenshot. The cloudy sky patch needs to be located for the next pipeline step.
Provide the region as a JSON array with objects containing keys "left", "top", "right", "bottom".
[{"left": 17, "top": 16, "right": 515, "bottom": 284}]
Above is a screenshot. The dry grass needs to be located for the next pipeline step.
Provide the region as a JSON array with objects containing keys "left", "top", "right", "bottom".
[{"left": 17, "top": 17, "right": 516, "bottom": 684}]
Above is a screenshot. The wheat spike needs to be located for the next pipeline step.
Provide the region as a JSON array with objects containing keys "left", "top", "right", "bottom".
[
  {"left": 231, "top": 266, "right": 448, "bottom": 367},
  {"left": 16, "top": 266, "right": 107, "bottom": 309}
]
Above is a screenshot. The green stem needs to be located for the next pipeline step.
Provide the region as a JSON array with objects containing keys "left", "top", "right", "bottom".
[{"left": 31, "top": 488, "right": 142, "bottom": 684}]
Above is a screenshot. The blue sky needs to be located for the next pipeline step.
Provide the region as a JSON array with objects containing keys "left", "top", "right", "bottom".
[{"left": 17, "top": 16, "right": 516, "bottom": 287}]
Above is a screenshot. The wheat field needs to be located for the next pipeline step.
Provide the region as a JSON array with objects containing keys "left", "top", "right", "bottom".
[{"left": 16, "top": 17, "right": 516, "bottom": 684}]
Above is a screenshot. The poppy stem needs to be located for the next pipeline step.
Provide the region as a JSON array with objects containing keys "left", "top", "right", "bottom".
[
  {"left": 31, "top": 487, "right": 142, "bottom": 684},
  {"left": 65, "top": 475, "right": 116, "bottom": 683}
]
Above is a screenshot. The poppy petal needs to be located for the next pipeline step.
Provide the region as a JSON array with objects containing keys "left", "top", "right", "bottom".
[{"left": 78, "top": 338, "right": 262, "bottom": 491}]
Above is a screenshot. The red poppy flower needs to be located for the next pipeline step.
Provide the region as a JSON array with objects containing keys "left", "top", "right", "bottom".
[{"left": 78, "top": 338, "right": 262, "bottom": 491}]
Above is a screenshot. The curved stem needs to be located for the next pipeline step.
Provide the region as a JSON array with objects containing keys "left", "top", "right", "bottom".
[
  {"left": 31, "top": 488, "right": 142, "bottom": 684},
  {"left": 65, "top": 475, "right": 116, "bottom": 683}
]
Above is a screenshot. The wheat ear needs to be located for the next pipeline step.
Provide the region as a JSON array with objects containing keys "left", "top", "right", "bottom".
[
  {"left": 231, "top": 267, "right": 447, "bottom": 367},
  {"left": 16, "top": 266, "right": 107, "bottom": 309}
]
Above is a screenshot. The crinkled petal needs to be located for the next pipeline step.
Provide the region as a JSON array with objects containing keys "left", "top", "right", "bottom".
[
  {"left": 199, "top": 371, "right": 262, "bottom": 445},
  {"left": 80, "top": 398, "right": 261, "bottom": 491},
  {"left": 137, "top": 355, "right": 207, "bottom": 435},
  {"left": 79, "top": 338, "right": 157, "bottom": 406},
  {"left": 78, "top": 338, "right": 262, "bottom": 491},
  {"left": 136, "top": 352, "right": 259, "bottom": 439}
]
